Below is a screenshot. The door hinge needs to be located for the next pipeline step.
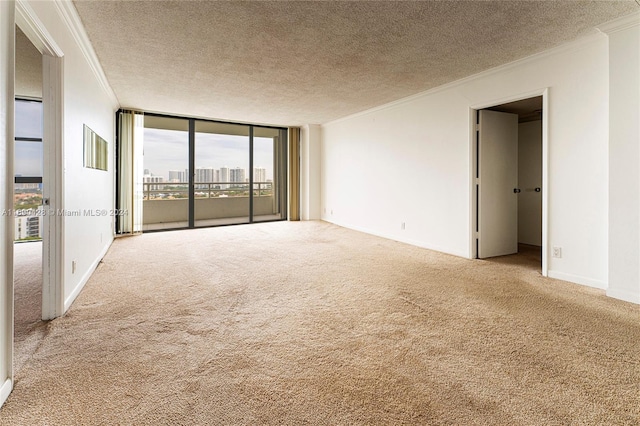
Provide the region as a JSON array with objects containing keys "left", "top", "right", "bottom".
[{"left": 475, "top": 123, "right": 480, "bottom": 132}]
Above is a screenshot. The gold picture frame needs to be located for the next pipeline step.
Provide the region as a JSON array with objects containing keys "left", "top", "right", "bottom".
[{"left": 83, "top": 124, "right": 108, "bottom": 171}]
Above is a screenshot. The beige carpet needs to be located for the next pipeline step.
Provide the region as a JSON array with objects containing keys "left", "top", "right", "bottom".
[
  {"left": 2, "top": 221, "right": 639, "bottom": 425},
  {"left": 13, "top": 241, "right": 46, "bottom": 374}
]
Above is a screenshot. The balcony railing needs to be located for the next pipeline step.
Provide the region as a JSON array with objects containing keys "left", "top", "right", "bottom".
[
  {"left": 142, "top": 181, "right": 281, "bottom": 229},
  {"left": 143, "top": 181, "right": 273, "bottom": 200}
]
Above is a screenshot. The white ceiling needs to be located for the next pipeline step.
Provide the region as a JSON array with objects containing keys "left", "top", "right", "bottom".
[{"left": 72, "top": 1, "right": 639, "bottom": 127}]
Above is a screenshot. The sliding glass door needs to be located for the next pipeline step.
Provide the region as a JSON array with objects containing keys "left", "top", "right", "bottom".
[
  {"left": 253, "top": 127, "right": 287, "bottom": 223},
  {"left": 140, "top": 113, "right": 287, "bottom": 231},
  {"left": 194, "top": 121, "right": 250, "bottom": 227},
  {"left": 142, "top": 116, "right": 190, "bottom": 230}
]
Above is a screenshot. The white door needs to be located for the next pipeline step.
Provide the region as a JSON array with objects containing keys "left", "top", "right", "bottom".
[{"left": 478, "top": 110, "right": 519, "bottom": 258}]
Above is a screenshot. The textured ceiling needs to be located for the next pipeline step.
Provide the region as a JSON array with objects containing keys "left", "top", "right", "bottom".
[{"left": 72, "top": 1, "right": 638, "bottom": 126}]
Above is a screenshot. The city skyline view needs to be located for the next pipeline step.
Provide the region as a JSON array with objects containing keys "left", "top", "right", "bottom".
[
  {"left": 144, "top": 128, "right": 276, "bottom": 182},
  {"left": 14, "top": 99, "right": 280, "bottom": 183}
]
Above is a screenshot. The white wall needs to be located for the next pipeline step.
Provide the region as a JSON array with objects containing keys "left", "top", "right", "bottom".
[
  {"left": 607, "top": 16, "right": 640, "bottom": 304},
  {"left": 321, "top": 33, "right": 611, "bottom": 289},
  {"left": 24, "top": 1, "right": 118, "bottom": 311},
  {"left": 518, "top": 120, "right": 542, "bottom": 246}
]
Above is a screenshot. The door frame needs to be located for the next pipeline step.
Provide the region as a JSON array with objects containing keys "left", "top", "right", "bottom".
[
  {"left": 1, "top": 0, "right": 15, "bottom": 409},
  {"left": 469, "top": 88, "right": 549, "bottom": 277},
  {"left": 16, "top": 1, "right": 65, "bottom": 319}
]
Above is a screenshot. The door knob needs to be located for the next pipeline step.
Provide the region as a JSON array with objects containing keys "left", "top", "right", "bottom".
[
  {"left": 535, "top": 187, "right": 541, "bottom": 192},
  {"left": 513, "top": 188, "right": 521, "bottom": 193}
]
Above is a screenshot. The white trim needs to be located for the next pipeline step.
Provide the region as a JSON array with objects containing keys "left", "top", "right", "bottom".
[
  {"left": 468, "top": 108, "right": 476, "bottom": 259},
  {"left": 321, "top": 218, "right": 469, "bottom": 259},
  {"left": 0, "top": 378, "right": 12, "bottom": 407},
  {"left": 540, "top": 89, "right": 549, "bottom": 278},
  {"left": 606, "top": 288, "right": 640, "bottom": 305},
  {"left": 41, "top": 55, "right": 65, "bottom": 320},
  {"left": 469, "top": 88, "right": 548, "bottom": 112},
  {"left": 597, "top": 11, "right": 640, "bottom": 34},
  {"left": 52, "top": 0, "right": 119, "bottom": 109},
  {"left": 1, "top": 0, "right": 15, "bottom": 408},
  {"left": 16, "top": 0, "right": 67, "bottom": 323},
  {"left": 64, "top": 238, "right": 111, "bottom": 311},
  {"left": 548, "top": 270, "right": 607, "bottom": 290},
  {"left": 325, "top": 32, "right": 605, "bottom": 126},
  {"left": 15, "top": 0, "right": 63, "bottom": 57}
]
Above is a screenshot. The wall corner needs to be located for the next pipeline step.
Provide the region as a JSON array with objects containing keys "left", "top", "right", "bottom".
[{"left": 300, "top": 124, "right": 322, "bottom": 221}]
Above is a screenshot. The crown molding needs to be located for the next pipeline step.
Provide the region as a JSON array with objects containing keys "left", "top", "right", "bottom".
[
  {"left": 597, "top": 10, "right": 640, "bottom": 34},
  {"left": 324, "top": 31, "right": 606, "bottom": 126},
  {"left": 16, "top": 0, "right": 64, "bottom": 57},
  {"left": 52, "top": 0, "right": 119, "bottom": 109}
]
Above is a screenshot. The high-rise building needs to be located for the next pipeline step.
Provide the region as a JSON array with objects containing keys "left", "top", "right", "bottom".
[
  {"left": 219, "top": 166, "right": 230, "bottom": 189},
  {"left": 168, "top": 170, "right": 183, "bottom": 182},
  {"left": 230, "top": 167, "right": 245, "bottom": 184},
  {"left": 195, "top": 167, "right": 215, "bottom": 189},
  {"left": 14, "top": 182, "right": 40, "bottom": 190},
  {"left": 254, "top": 167, "right": 267, "bottom": 183},
  {"left": 195, "top": 167, "right": 210, "bottom": 182},
  {"left": 14, "top": 215, "right": 42, "bottom": 241},
  {"left": 143, "top": 175, "right": 164, "bottom": 192}
]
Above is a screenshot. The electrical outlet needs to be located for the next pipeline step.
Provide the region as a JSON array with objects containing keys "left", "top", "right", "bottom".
[
  {"left": 401, "top": 222, "right": 406, "bottom": 230},
  {"left": 552, "top": 247, "right": 562, "bottom": 258},
  {"left": 72, "top": 260, "right": 77, "bottom": 274},
  {"left": 331, "top": 209, "right": 334, "bottom": 215}
]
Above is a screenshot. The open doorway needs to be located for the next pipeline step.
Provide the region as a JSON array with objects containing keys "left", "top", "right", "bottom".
[
  {"left": 3, "top": 4, "right": 65, "bottom": 406},
  {"left": 13, "top": 26, "right": 46, "bottom": 372},
  {"left": 473, "top": 95, "right": 545, "bottom": 272}
]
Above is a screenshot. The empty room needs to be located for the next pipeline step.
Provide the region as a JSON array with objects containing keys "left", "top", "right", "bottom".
[{"left": 1, "top": 1, "right": 639, "bottom": 424}]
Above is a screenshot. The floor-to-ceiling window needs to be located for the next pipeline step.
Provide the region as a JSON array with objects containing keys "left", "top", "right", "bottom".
[
  {"left": 253, "top": 126, "right": 287, "bottom": 223},
  {"left": 141, "top": 115, "right": 190, "bottom": 230},
  {"left": 139, "top": 113, "right": 287, "bottom": 231},
  {"left": 14, "top": 98, "right": 43, "bottom": 241},
  {"left": 194, "top": 121, "right": 251, "bottom": 227}
]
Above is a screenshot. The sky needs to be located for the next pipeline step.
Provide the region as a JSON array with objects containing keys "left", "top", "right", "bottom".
[
  {"left": 15, "top": 100, "right": 43, "bottom": 177},
  {"left": 144, "top": 128, "right": 276, "bottom": 181},
  {"left": 14, "top": 98, "right": 278, "bottom": 182}
]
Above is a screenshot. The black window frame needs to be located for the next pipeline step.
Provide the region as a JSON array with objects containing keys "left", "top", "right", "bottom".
[{"left": 116, "top": 109, "right": 289, "bottom": 233}]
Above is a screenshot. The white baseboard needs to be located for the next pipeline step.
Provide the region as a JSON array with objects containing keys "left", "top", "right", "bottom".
[
  {"left": 0, "top": 378, "right": 12, "bottom": 408},
  {"left": 320, "top": 218, "right": 633, "bottom": 299},
  {"left": 320, "top": 217, "right": 469, "bottom": 258},
  {"left": 606, "top": 288, "right": 640, "bottom": 305},
  {"left": 547, "top": 270, "right": 607, "bottom": 290},
  {"left": 64, "top": 238, "right": 113, "bottom": 312}
]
